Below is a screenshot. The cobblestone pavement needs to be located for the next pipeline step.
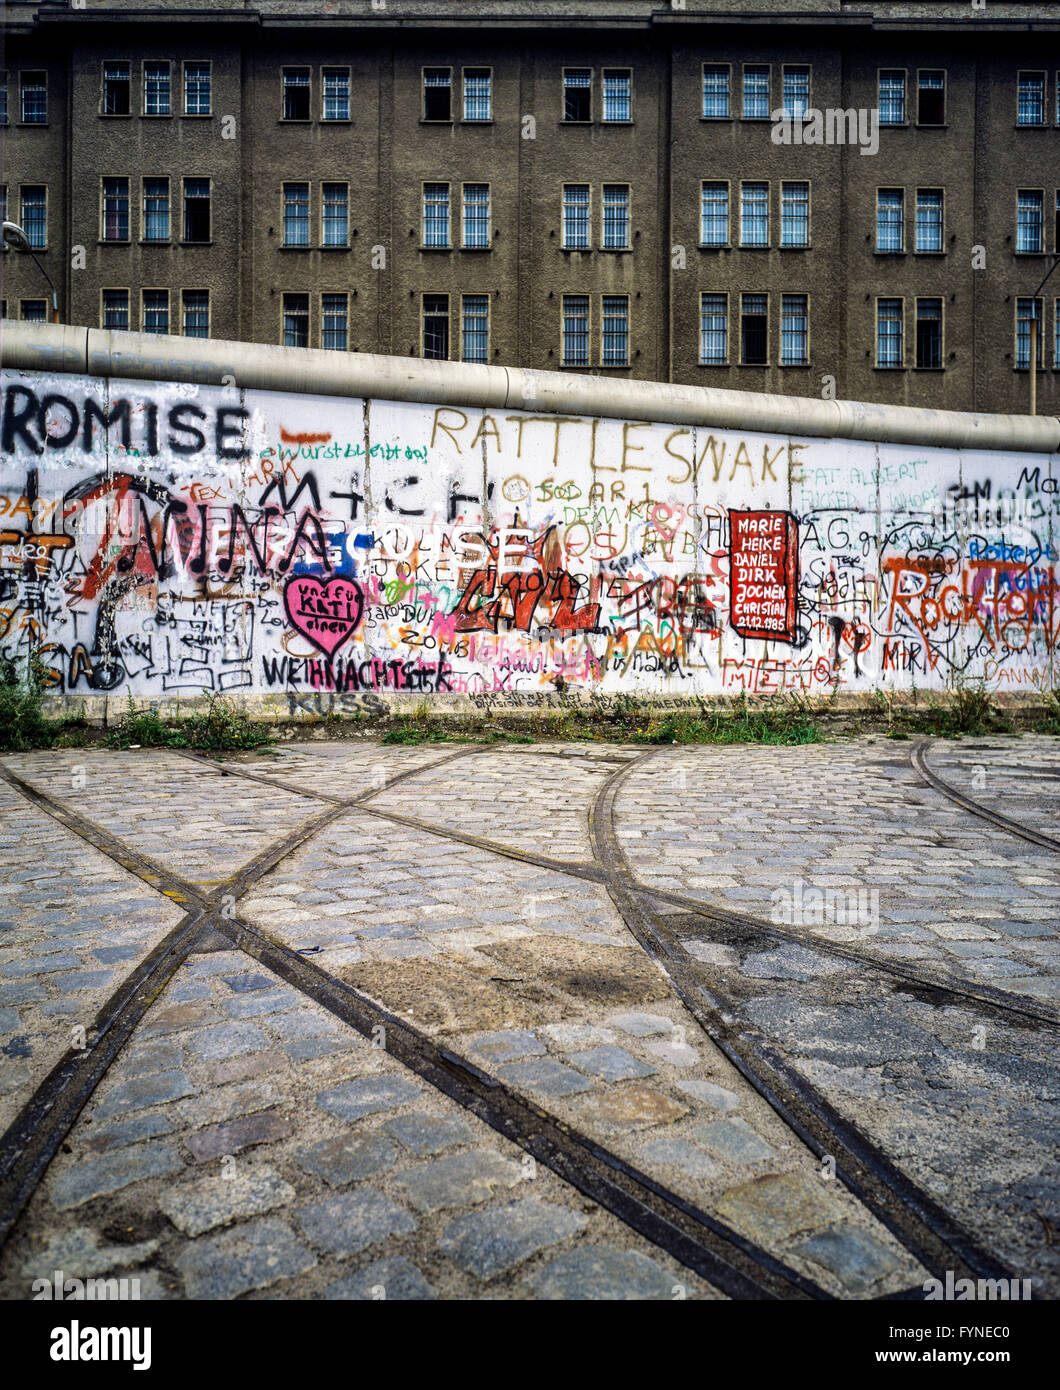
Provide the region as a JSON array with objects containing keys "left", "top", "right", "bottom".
[{"left": 0, "top": 735, "right": 1056, "bottom": 1301}]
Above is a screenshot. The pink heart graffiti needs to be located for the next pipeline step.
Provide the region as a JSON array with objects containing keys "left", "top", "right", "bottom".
[{"left": 283, "top": 575, "right": 364, "bottom": 656}]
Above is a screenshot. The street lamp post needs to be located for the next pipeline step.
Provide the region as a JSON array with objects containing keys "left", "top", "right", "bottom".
[
  {"left": 1027, "top": 253, "right": 1060, "bottom": 416},
  {"left": 2, "top": 220, "right": 60, "bottom": 323}
]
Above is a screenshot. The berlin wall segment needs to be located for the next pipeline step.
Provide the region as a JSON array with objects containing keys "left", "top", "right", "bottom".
[{"left": 1, "top": 371, "right": 1058, "bottom": 713}]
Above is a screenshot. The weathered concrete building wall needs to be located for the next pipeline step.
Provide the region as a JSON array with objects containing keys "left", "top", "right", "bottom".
[{"left": 2, "top": 358, "right": 1058, "bottom": 714}]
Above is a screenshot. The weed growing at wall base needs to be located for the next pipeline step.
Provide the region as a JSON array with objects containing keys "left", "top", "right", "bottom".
[
  {"left": 630, "top": 696, "right": 822, "bottom": 746},
  {"left": 105, "top": 695, "right": 274, "bottom": 752},
  {"left": 0, "top": 659, "right": 51, "bottom": 751}
]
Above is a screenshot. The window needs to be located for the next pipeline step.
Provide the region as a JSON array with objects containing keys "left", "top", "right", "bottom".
[
  {"left": 423, "top": 294, "right": 449, "bottom": 359},
  {"left": 1016, "top": 298, "right": 1043, "bottom": 368},
  {"left": 182, "top": 179, "right": 210, "bottom": 242},
  {"left": 103, "top": 62, "right": 131, "bottom": 116},
  {"left": 915, "top": 298, "right": 942, "bottom": 369},
  {"left": 143, "top": 177, "right": 170, "bottom": 241},
  {"left": 1017, "top": 190, "right": 1044, "bottom": 253},
  {"left": 461, "top": 294, "right": 489, "bottom": 363},
  {"left": 740, "top": 294, "right": 768, "bottom": 365},
  {"left": 183, "top": 290, "right": 209, "bottom": 338},
  {"left": 284, "top": 182, "right": 310, "bottom": 246},
  {"left": 917, "top": 70, "right": 945, "bottom": 125},
  {"left": 144, "top": 62, "right": 170, "bottom": 116},
  {"left": 323, "top": 68, "right": 350, "bottom": 121},
  {"left": 0, "top": 186, "right": 6, "bottom": 223},
  {"left": 780, "top": 181, "right": 809, "bottom": 247},
  {"left": 1018, "top": 72, "right": 1045, "bottom": 126},
  {"left": 915, "top": 189, "right": 943, "bottom": 253},
  {"left": 876, "top": 188, "right": 904, "bottom": 252},
  {"left": 562, "top": 295, "right": 590, "bottom": 366},
  {"left": 102, "top": 289, "right": 129, "bottom": 331},
  {"left": 564, "top": 68, "right": 591, "bottom": 122},
  {"left": 1055, "top": 299, "right": 1060, "bottom": 369},
  {"left": 602, "top": 185, "right": 630, "bottom": 249},
  {"left": 700, "top": 182, "right": 729, "bottom": 247},
  {"left": 563, "top": 185, "right": 590, "bottom": 249},
  {"left": 102, "top": 178, "right": 129, "bottom": 241},
  {"left": 702, "top": 65, "right": 730, "bottom": 119},
  {"left": 184, "top": 62, "right": 210, "bottom": 115},
  {"left": 283, "top": 68, "right": 311, "bottom": 121},
  {"left": 876, "top": 298, "right": 903, "bottom": 367},
  {"left": 321, "top": 293, "right": 348, "bottom": 350},
  {"left": 780, "top": 294, "right": 808, "bottom": 366},
  {"left": 20, "top": 186, "right": 46, "bottom": 249},
  {"left": 20, "top": 71, "right": 46, "bottom": 124},
  {"left": 424, "top": 68, "right": 451, "bottom": 121},
  {"left": 463, "top": 68, "right": 491, "bottom": 121},
  {"left": 699, "top": 293, "right": 728, "bottom": 365},
  {"left": 742, "top": 65, "right": 769, "bottom": 120},
  {"left": 21, "top": 300, "right": 47, "bottom": 322},
  {"left": 0, "top": 72, "right": 7, "bottom": 125},
  {"left": 283, "top": 293, "right": 309, "bottom": 348},
  {"left": 878, "top": 70, "right": 905, "bottom": 125},
  {"left": 1056, "top": 192, "right": 1060, "bottom": 252},
  {"left": 322, "top": 183, "right": 348, "bottom": 247},
  {"left": 142, "top": 289, "right": 169, "bottom": 335},
  {"left": 602, "top": 69, "right": 631, "bottom": 122},
  {"left": 423, "top": 183, "right": 450, "bottom": 248},
  {"left": 782, "top": 66, "right": 810, "bottom": 118},
  {"left": 601, "top": 295, "right": 629, "bottom": 366},
  {"left": 740, "top": 181, "right": 768, "bottom": 247},
  {"left": 462, "top": 184, "right": 490, "bottom": 249}
]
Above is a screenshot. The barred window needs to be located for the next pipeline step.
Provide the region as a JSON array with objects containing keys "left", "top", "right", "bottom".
[
  {"left": 184, "top": 62, "right": 210, "bottom": 115},
  {"left": 780, "top": 181, "right": 809, "bottom": 247},
  {"left": 423, "top": 183, "right": 450, "bottom": 247},
  {"left": 740, "top": 293, "right": 768, "bottom": 365},
  {"left": 602, "top": 296, "right": 629, "bottom": 367},
  {"left": 144, "top": 62, "right": 170, "bottom": 116},
  {"left": 142, "top": 289, "right": 169, "bottom": 335},
  {"left": 284, "top": 182, "right": 310, "bottom": 246},
  {"left": 1016, "top": 297, "right": 1043, "bottom": 368},
  {"left": 323, "top": 68, "right": 350, "bottom": 122},
  {"left": 1016, "top": 190, "right": 1043, "bottom": 253},
  {"left": 183, "top": 178, "right": 210, "bottom": 242},
  {"left": 103, "top": 62, "right": 131, "bottom": 116},
  {"left": 915, "top": 189, "right": 943, "bottom": 252},
  {"left": 782, "top": 66, "right": 810, "bottom": 118},
  {"left": 699, "top": 293, "right": 728, "bottom": 365},
  {"left": 461, "top": 294, "right": 489, "bottom": 363},
  {"left": 283, "top": 293, "right": 309, "bottom": 348},
  {"left": 1017, "top": 73, "right": 1045, "bottom": 125},
  {"left": 562, "top": 295, "right": 590, "bottom": 366},
  {"left": 424, "top": 68, "right": 451, "bottom": 121},
  {"left": 700, "top": 182, "right": 729, "bottom": 246},
  {"left": 322, "top": 293, "right": 348, "bottom": 351},
  {"left": 740, "top": 181, "right": 768, "bottom": 247},
  {"left": 283, "top": 68, "right": 311, "bottom": 121},
  {"left": 423, "top": 294, "right": 449, "bottom": 360},
  {"left": 462, "top": 184, "right": 490, "bottom": 249},
  {"left": 876, "top": 188, "right": 904, "bottom": 252},
  {"left": 563, "top": 185, "right": 590, "bottom": 249},
  {"left": 603, "top": 69, "right": 631, "bottom": 122},
  {"left": 21, "top": 300, "right": 47, "bottom": 322},
  {"left": 564, "top": 68, "right": 591, "bottom": 122},
  {"left": 780, "top": 294, "right": 808, "bottom": 366},
  {"left": 20, "top": 185, "right": 46, "bottom": 249},
  {"left": 917, "top": 70, "right": 944, "bottom": 125},
  {"left": 182, "top": 290, "right": 209, "bottom": 338},
  {"left": 21, "top": 72, "right": 46, "bottom": 124},
  {"left": 463, "top": 69, "right": 491, "bottom": 121},
  {"left": 102, "top": 289, "right": 129, "bottom": 331},
  {"left": 742, "top": 65, "right": 769, "bottom": 119},
  {"left": 876, "top": 298, "right": 903, "bottom": 367},
  {"left": 602, "top": 185, "right": 630, "bottom": 249},
  {"left": 102, "top": 178, "right": 129, "bottom": 241},
  {"left": 916, "top": 298, "right": 942, "bottom": 369},
  {"left": 878, "top": 70, "right": 905, "bottom": 125},
  {"left": 702, "top": 65, "right": 729, "bottom": 119},
  {"left": 143, "top": 178, "right": 170, "bottom": 241},
  {"left": 322, "top": 183, "right": 348, "bottom": 247}
]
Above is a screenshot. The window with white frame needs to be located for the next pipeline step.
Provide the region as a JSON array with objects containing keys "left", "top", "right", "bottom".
[
  {"left": 739, "top": 181, "right": 768, "bottom": 247},
  {"left": 143, "top": 178, "right": 170, "bottom": 241},
  {"left": 284, "top": 182, "right": 310, "bottom": 246},
  {"left": 461, "top": 294, "right": 489, "bottom": 363},
  {"left": 463, "top": 69, "right": 491, "bottom": 121},
  {"left": 602, "top": 69, "right": 631, "bottom": 122},
  {"left": 184, "top": 62, "right": 210, "bottom": 115},
  {"left": 700, "top": 182, "right": 729, "bottom": 246},
  {"left": 702, "top": 65, "right": 729, "bottom": 119},
  {"left": 563, "top": 185, "right": 590, "bottom": 249},
  {"left": 322, "top": 183, "right": 348, "bottom": 247},
  {"left": 423, "top": 183, "right": 450, "bottom": 247},
  {"left": 562, "top": 295, "right": 590, "bottom": 365},
  {"left": 742, "top": 65, "right": 769, "bottom": 119},
  {"left": 876, "top": 298, "right": 903, "bottom": 366},
  {"left": 102, "top": 289, "right": 129, "bottom": 330},
  {"left": 1017, "top": 190, "right": 1043, "bottom": 252},
  {"left": 782, "top": 66, "right": 810, "bottom": 118},
  {"left": 699, "top": 293, "right": 728, "bottom": 365},
  {"left": 283, "top": 68, "right": 311, "bottom": 120},
  {"left": 878, "top": 70, "right": 905, "bottom": 125},
  {"left": 103, "top": 62, "right": 131, "bottom": 116},
  {"left": 602, "top": 185, "right": 630, "bottom": 249},
  {"left": 1017, "top": 72, "right": 1045, "bottom": 125},
  {"left": 780, "top": 181, "right": 809, "bottom": 247},
  {"left": 916, "top": 298, "right": 942, "bottom": 369},
  {"left": 601, "top": 295, "right": 629, "bottom": 366},
  {"left": 322, "top": 293, "right": 348, "bottom": 350},
  {"left": 462, "top": 184, "right": 490, "bottom": 248},
  {"left": 142, "top": 289, "right": 169, "bottom": 334},
  {"left": 424, "top": 68, "right": 452, "bottom": 121},
  {"left": 323, "top": 68, "right": 350, "bottom": 121},
  {"left": 102, "top": 178, "right": 129, "bottom": 241},
  {"left": 423, "top": 294, "right": 449, "bottom": 359},
  {"left": 20, "top": 185, "right": 46, "bottom": 248},
  {"left": 1016, "top": 297, "right": 1043, "bottom": 368},
  {"left": 144, "top": 62, "right": 170, "bottom": 115},
  {"left": 283, "top": 293, "right": 309, "bottom": 347},
  {"left": 182, "top": 290, "right": 209, "bottom": 338},
  {"left": 915, "top": 189, "right": 943, "bottom": 252},
  {"left": 21, "top": 71, "right": 46, "bottom": 123},
  {"left": 876, "top": 188, "right": 904, "bottom": 252},
  {"left": 563, "top": 68, "right": 591, "bottom": 122},
  {"left": 780, "top": 294, "right": 808, "bottom": 366}
]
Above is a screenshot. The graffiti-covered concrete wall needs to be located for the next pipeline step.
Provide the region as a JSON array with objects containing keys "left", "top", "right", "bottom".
[{"left": 1, "top": 369, "right": 1058, "bottom": 713}]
